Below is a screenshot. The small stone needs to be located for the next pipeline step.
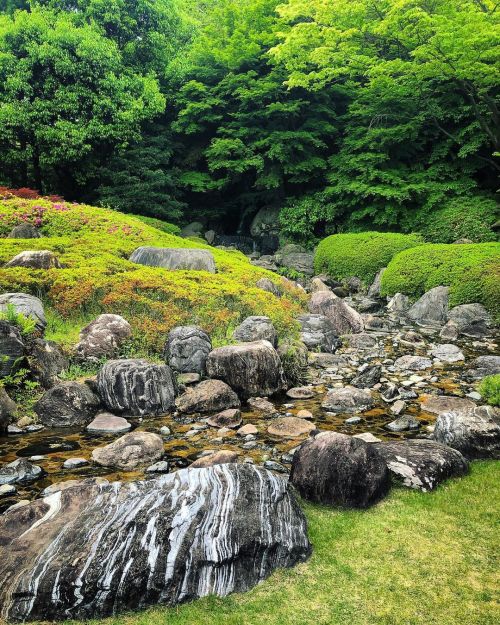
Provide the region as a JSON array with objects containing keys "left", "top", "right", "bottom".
[
  {"left": 467, "top": 392, "right": 482, "bottom": 401},
  {"left": 160, "top": 426, "right": 172, "bottom": 436},
  {"left": 297, "top": 409, "right": 313, "bottom": 420},
  {"left": 286, "top": 387, "right": 315, "bottom": 400},
  {"left": 62, "top": 458, "right": 89, "bottom": 469},
  {"left": 263, "top": 461, "right": 288, "bottom": 473},
  {"left": 247, "top": 397, "right": 277, "bottom": 415},
  {"left": 386, "top": 416, "right": 420, "bottom": 432},
  {"left": 190, "top": 450, "right": 239, "bottom": 468},
  {"left": 394, "top": 355, "right": 433, "bottom": 371},
  {"left": 177, "top": 373, "right": 201, "bottom": 385},
  {"left": 237, "top": 424, "right": 258, "bottom": 436},
  {"left": 353, "top": 433, "right": 382, "bottom": 443},
  {"left": 207, "top": 408, "right": 242, "bottom": 429},
  {"left": 345, "top": 416, "right": 362, "bottom": 425},
  {"left": 7, "top": 425, "right": 23, "bottom": 435},
  {"left": 87, "top": 413, "right": 132, "bottom": 434},
  {"left": 0, "top": 484, "right": 16, "bottom": 497},
  {"left": 16, "top": 416, "right": 33, "bottom": 428},
  {"left": 145, "top": 461, "right": 170, "bottom": 474},
  {"left": 391, "top": 400, "right": 407, "bottom": 416},
  {"left": 267, "top": 417, "right": 315, "bottom": 439},
  {"left": 430, "top": 344, "right": 465, "bottom": 363}
]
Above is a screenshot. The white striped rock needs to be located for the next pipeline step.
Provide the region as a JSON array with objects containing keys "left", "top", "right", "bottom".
[
  {"left": 97, "top": 359, "right": 177, "bottom": 416},
  {"left": 373, "top": 439, "right": 469, "bottom": 491},
  {"left": 433, "top": 406, "right": 500, "bottom": 459},
  {"left": 0, "top": 464, "right": 310, "bottom": 621}
]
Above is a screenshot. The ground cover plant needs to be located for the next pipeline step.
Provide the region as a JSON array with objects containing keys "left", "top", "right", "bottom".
[{"left": 0, "top": 196, "right": 305, "bottom": 352}]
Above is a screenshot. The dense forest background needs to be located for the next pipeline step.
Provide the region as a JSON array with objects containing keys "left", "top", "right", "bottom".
[{"left": 0, "top": 0, "right": 498, "bottom": 244}]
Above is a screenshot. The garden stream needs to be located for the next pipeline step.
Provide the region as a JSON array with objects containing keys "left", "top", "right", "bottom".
[{"left": 0, "top": 327, "right": 497, "bottom": 513}]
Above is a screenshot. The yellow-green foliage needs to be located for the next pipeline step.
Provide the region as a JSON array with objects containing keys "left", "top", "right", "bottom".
[
  {"left": 478, "top": 375, "right": 500, "bottom": 407},
  {"left": 381, "top": 243, "right": 500, "bottom": 319},
  {"left": 0, "top": 198, "right": 306, "bottom": 352},
  {"left": 314, "top": 232, "right": 423, "bottom": 285}
]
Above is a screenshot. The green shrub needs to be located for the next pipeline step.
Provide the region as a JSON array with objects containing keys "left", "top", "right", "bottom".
[
  {"left": 314, "top": 232, "right": 424, "bottom": 284},
  {"left": 478, "top": 375, "right": 500, "bottom": 407},
  {"left": 0, "top": 303, "right": 37, "bottom": 336},
  {"left": 381, "top": 243, "right": 500, "bottom": 318},
  {"left": 131, "top": 214, "right": 181, "bottom": 236},
  {"left": 412, "top": 196, "right": 499, "bottom": 244}
]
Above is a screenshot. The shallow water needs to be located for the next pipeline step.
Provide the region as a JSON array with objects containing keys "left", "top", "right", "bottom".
[{"left": 0, "top": 328, "right": 497, "bottom": 512}]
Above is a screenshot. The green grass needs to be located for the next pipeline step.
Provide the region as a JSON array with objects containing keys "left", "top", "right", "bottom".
[{"left": 45, "top": 462, "right": 499, "bottom": 625}]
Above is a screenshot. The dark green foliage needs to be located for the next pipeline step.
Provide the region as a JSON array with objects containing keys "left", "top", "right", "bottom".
[
  {"left": 478, "top": 375, "right": 500, "bottom": 407},
  {"left": 409, "top": 195, "right": 499, "bottom": 244},
  {"left": 314, "top": 232, "right": 424, "bottom": 285},
  {"left": 381, "top": 243, "right": 500, "bottom": 318},
  {"left": 96, "top": 125, "right": 185, "bottom": 221}
]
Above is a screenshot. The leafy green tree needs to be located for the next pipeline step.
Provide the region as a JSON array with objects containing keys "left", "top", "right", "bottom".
[
  {"left": 272, "top": 0, "right": 500, "bottom": 231},
  {"left": 0, "top": 7, "right": 164, "bottom": 194}
]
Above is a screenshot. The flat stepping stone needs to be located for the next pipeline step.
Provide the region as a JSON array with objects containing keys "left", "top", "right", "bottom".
[
  {"left": 421, "top": 395, "right": 475, "bottom": 415},
  {"left": 87, "top": 413, "right": 131, "bottom": 434},
  {"left": 394, "top": 355, "right": 433, "bottom": 371},
  {"left": 286, "top": 387, "right": 315, "bottom": 399},
  {"left": 62, "top": 458, "right": 89, "bottom": 469},
  {"left": 207, "top": 409, "right": 242, "bottom": 429},
  {"left": 430, "top": 344, "right": 465, "bottom": 363},
  {"left": 267, "top": 417, "right": 315, "bottom": 439},
  {"left": 237, "top": 424, "right": 258, "bottom": 436},
  {"left": 353, "top": 433, "right": 381, "bottom": 443}
]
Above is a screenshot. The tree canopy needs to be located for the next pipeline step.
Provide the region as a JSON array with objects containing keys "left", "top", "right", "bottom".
[{"left": 0, "top": 0, "right": 497, "bottom": 239}]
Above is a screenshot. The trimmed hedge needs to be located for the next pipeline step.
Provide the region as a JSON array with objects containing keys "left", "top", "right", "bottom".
[
  {"left": 381, "top": 243, "right": 500, "bottom": 319},
  {"left": 314, "top": 232, "right": 423, "bottom": 284}
]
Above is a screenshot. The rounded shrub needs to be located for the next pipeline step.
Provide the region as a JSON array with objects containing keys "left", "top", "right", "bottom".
[
  {"left": 381, "top": 243, "right": 500, "bottom": 318},
  {"left": 478, "top": 375, "right": 500, "bottom": 407},
  {"left": 314, "top": 232, "right": 423, "bottom": 285},
  {"left": 414, "top": 196, "right": 499, "bottom": 244}
]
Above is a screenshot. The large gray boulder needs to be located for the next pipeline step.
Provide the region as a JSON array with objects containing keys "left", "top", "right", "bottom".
[
  {"left": 0, "top": 321, "right": 25, "bottom": 377},
  {"left": 97, "top": 359, "right": 177, "bottom": 417},
  {"left": 297, "top": 314, "right": 341, "bottom": 353},
  {"left": 0, "top": 464, "right": 310, "bottom": 621},
  {"left": 75, "top": 314, "right": 132, "bottom": 362},
  {"left": 232, "top": 316, "right": 277, "bottom": 347},
  {"left": 164, "top": 326, "right": 212, "bottom": 374},
  {"left": 322, "top": 386, "right": 374, "bottom": 413},
  {"left": 176, "top": 379, "right": 240, "bottom": 414},
  {"left": 8, "top": 224, "right": 41, "bottom": 239},
  {"left": 444, "top": 303, "right": 492, "bottom": 338},
  {"left": 92, "top": 431, "right": 164, "bottom": 470},
  {"left": 465, "top": 355, "right": 500, "bottom": 380},
  {"left": 206, "top": 341, "right": 285, "bottom": 398},
  {"left": 433, "top": 406, "right": 500, "bottom": 459},
  {"left": 0, "top": 293, "right": 46, "bottom": 332},
  {"left": 28, "top": 338, "right": 68, "bottom": 388},
  {"left": 34, "top": 381, "right": 101, "bottom": 427},
  {"left": 373, "top": 439, "right": 469, "bottom": 491},
  {"left": 278, "top": 251, "right": 314, "bottom": 276},
  {"left": 129, "top": 247, "right": 216, "bottom": 273},
  {"left": 250, "top": 207, "right": 281, "bottom": 237},
  {"left": 4, "top": 250, "right": 61, "bottom": 269},
  {"left": 290, "top": 432, "right": 390, "bottom": 508},
  {"left": 407, "top": 286, "right": 449, "bottom": 325},
  {"left": 308, "top": 291, "right": 364, "bottom": 335},
  {"left": 255, "top": 278, "right": 282, "bottom": 297}
]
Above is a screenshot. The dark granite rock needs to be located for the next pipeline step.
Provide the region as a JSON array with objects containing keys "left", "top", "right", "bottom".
[
  {"left": 34, "top": 382, "right": 101, "bottom": 427},
  {"left": 373, "top": 439, "right": 469, "bottom": 491},
  {"left": 0, "top": 321, "right": 25, "bottom": 377},
  {"left": 433, "top": 406, "right": 500, "bottom": 459},
  {"left": 308, "top": 291, "right": 364, "bottom": 335},
  {"left": 351, "top": 365, "right": 382, "bottom": 388},
  {"left": 0, "top": 465, "right": 310, "bottom": 621},
  {"left": 0, "top": 458, "right": 44, "bottom": 485},
  {"left": 0, "top": 386, "right": 17, "bottom": 433},
  {"left": 164, "top": 326, "right": 212, "bottom": 374},
  {"left": 321, "top": 386, "right": 373, "bottom": 413},
  {"left": 8, "top": 224, "right": 41, "bottom": 239},
  {"left": 297, "top": 314, "right": 341, "bottom": 353},
  {"left": 176, "top": 379, "right": 240, "bottom": 414},
  {"left": 28, "top": 338, "right": 68, "bottom": 388},
  {"left": 206, "top": 341, "right": 285, "bottom": 399},
  {"left": 232, "top": 316, "right": 277, "bottom": 347},
  {"left": 290, "top": 432, "right": 390, "bottom": 508},
  {"left": 97, "top": 359, "right": 177, "bottom": 417}
]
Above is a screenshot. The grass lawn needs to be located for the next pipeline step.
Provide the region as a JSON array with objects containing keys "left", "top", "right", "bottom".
[{"left": 50, "top": 461, "right": 499, "bottom": 625}]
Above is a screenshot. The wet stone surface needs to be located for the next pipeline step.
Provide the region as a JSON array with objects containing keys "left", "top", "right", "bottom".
[{"left": 0, "top": 316, "right": 497, "bottom": 513}]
